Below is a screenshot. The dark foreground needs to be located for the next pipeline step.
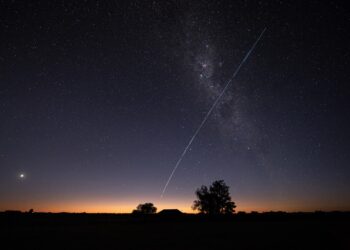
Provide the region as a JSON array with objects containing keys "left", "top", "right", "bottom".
[{"left": 1, "top": 212, "right": 349, "bottom": 250}]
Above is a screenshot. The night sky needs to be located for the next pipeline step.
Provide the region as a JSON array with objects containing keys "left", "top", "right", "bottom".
[{"left": 1, "top": 1, "right": 349, "bottom": 213}]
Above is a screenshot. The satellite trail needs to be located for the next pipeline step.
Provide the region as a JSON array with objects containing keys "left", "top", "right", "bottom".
[{"left": 161, "top": 28, "right": 267, "bottom": 198}]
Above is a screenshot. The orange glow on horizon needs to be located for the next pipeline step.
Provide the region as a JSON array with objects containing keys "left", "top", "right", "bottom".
[{"left": 2, "top": 197, "right": 349, "bottom": 214}]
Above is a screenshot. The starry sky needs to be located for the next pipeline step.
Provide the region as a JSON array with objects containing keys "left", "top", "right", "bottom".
[{"left": 1, "top": 1, "right": 349, "bottom": 213}]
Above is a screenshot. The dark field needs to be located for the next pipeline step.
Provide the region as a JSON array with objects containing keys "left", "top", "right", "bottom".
[{"left": 1, "top": 212, "right": 349, "bottom": 250}]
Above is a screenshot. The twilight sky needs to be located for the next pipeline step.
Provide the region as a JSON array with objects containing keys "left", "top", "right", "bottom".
[{"left": 1, "top": 1, "right": 349, "bottom": 213}]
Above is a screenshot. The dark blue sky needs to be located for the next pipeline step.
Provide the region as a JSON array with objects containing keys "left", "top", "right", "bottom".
[{"left": 1, "top": 0, "right": 349, "bottom": 212}]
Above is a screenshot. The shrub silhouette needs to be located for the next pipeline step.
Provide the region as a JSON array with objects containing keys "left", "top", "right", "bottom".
[
  {"left": 192, "top": 180, "right": 236, "bottom": 215},
  {"left": 132, "top": 203, "right": 157, "bottom": 214}
]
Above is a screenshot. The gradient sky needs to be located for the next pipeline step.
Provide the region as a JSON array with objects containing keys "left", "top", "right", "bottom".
[{"left": 1, "top": 1, "right": 349, "bottom": 213}]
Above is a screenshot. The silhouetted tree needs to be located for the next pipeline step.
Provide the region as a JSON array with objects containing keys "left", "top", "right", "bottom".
[
  {"left": 132, "top": 203, "right": 157, "bottom": 214},
  {"left": 192, "top": 180, "right": 236, "bottom": 215}
]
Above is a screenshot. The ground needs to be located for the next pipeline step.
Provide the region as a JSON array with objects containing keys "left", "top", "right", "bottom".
[{"left": 1, "top": 212, "right": 349, "bottom": 250}]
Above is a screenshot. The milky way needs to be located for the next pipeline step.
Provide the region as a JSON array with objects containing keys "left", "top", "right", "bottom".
[
  {"left": 161, "top": 28, "right": 266, "bottom": 197},
  {"left": 181, "top": 13, "right": 268, "bottom": 162}
]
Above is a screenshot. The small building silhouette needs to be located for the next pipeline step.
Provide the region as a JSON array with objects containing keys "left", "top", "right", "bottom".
[{"left": 158, "top": 209, "right": 183, "bottom": 216}]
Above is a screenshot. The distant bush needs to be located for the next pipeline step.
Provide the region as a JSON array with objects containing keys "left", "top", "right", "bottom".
[
  {"left": 132, "top": 203, "right": 157, "bottom": 214},
  {"left": 4, "top": 210, "right": 22, "bottom": 214}
]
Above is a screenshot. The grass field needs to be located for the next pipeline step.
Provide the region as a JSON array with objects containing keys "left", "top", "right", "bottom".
[{"left": 1, "top": 212, "right": 349, "bottom": 250}]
